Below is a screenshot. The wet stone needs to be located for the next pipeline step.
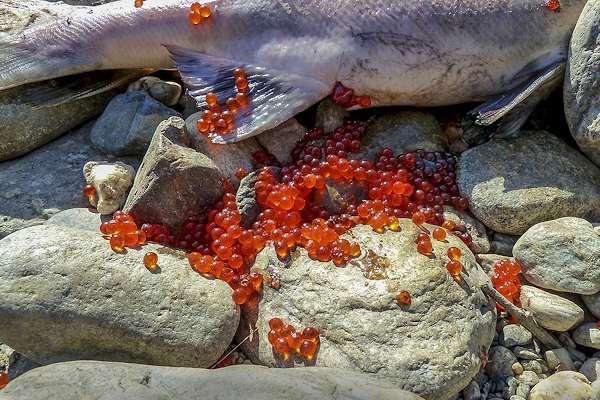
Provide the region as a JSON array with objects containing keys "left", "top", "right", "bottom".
[
  {"left": 519, "top": 285, "right": 584, "bottom": 332},
  {"left": 91, "top": 91, "right": 181, "bottom": 156},
  {"left": 457, "top": 131, "right": 600, "bottom": 235}
]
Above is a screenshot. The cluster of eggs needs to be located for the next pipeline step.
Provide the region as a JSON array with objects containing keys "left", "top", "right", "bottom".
[
  {"left": 189, "top": 2, "right": 212, "bottom": 25},
  {"left": 196, "top": 69, "right": 250, "bottom": 137},
  {"left": 267, "top": 318, "right": 320, "bottom": 361},
  {"left": 491, "top": 259, "right": 523, "bottom": 311}
]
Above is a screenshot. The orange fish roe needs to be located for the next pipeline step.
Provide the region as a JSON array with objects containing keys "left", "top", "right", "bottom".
[
  {"left": 491, "top": 259, "right": 523, "bottom": 312},
  {"left": 106, "top": 120, "right": 471, "bottom": 306},
  {"left": 447, "top": 246, "right": 462, "bottom": 261},
  {"left": 396, "top": 290, "right": 411, "bottom": 306},
  {"left": 196, "top": 68, "right": 250, "bottom": 138},
  {"left": 235, "top": 167, "right": 249, "bottom": 180},
  {"left": 0, "top": 370, "right": 7, "bottom": 390},
  {"left": 268, "top": 318, "right": 320, "bottom": 361},
  {"left": 331, "top": 82, "right": 372, "bottom": 109},
  {"left": 597, "top": 321, "right": 600, "bottom": 329},
  {"left": 432, "top": 227, "right": 446, "bottom": 241},
  {"left": 134, "top": 0, "right": 143, "bottom": 7},
  {"left": 82, "top": 184, "right": 97, "bottom": 205},
  {"left": 189, "top": 2, "right": 211, "bottom": 25},
  {"left": 545, "top": 0, "right": 560, "bottom": 11},
  {"left": 446, "top": 260, "right": 463, "bottom": 280},
  {"left": 143, "top": 252, "right": 158, "bottom": 271}
]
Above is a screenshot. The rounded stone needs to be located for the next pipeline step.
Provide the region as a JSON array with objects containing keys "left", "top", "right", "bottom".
[
  {"left": 564, "top": 0, "right": 600, "bottom": 167},
  {"left": 255, "top": 119, "right": 306, "bottom": 165},
  {"left": 582, "top": 293, "right": 600, "bottom": 319},
  {"left": 579, "top": 358, "right": 600, "bottom": 382},
  {"left": 502, "top": 325, "right": 533, "bottom": 347},
  {"left": 91, "top": 92, "right": 181, "bottom": 156},
  {"left": 83, "top": 161, "right": 135, "bottom": 215},
  {"left": 359, "top": 111, "right": 447, "bottom": 162},
  {"left": 457, "top": 132, "right": 600, "bottom": 235},
  {"left": 239, "top": 221, "right": 496, "bottom": 400},
  {"left": 514, "top": 217, "right": 600, "bottom": 295},
  {"left": 315, "top": 98, "right": 351, "bottom": 133},
  {"left": 518, "top": 370, "right": 539, "bottom": 386},
  {"left": 487, "top": 346, "right": 518, "bottom": 381},
  {"left": 519, "top": 285, "right": 585, "bottom": 332},
  {"left": 529, "top": 371, "right": 594, "bottom": 400},
  {"left": 573, "top": 323, "right": 600, "bottom": 350},
  {"left": 0, "top": 361, "right": 425, "bottom": 400},
  {"left": 0, "top": 224, "right": 239, "bottom": 367},
  {"left": 127, "top": 76, "right": 182, "bottom": 107}
]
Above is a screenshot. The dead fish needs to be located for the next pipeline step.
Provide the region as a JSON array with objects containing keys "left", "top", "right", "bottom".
[{"left": 0, "top": 0, "right": 587, "bottom": 143}]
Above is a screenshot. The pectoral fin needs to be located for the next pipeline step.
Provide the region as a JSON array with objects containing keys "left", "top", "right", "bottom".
[
  {"left": 464, "top": 62, "right": 565, "bottom": 143},
  {"left": 166, "top": 45, "right": 330, "bottom": 144}
]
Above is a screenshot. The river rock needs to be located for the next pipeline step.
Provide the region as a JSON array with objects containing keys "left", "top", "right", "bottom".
[
  {"left": 0, "top": 123, "right": 139, "bottom": 240},
  {"left": 83, "top": 161, "right": 135, "bottom": 215},
  {"left": 315, "top": 98, "right": 351, "bottom": 133},
  {"left": 443, "top": 207, "right": 490, "bottom": 254},
  {"left": 359, "top": 111, "right": 447, "bottom": 162},
  {"left": 185, "top": 112, "right": 263, "bottom": 182},
  {"left": 91, "top": 92, "right": 180, "bottom": 156},
  {"left": 514, "top": 217, "right": 600, "bottom": 295},
  {"left": 0, "top": 224, "right": 239, "bottom": 367},
  {"left": 127, "top": 76, "right": 182, "bottom": 107},
  {"left": 124, "top": 117, "right": 225, "bottom": 228},
  {"left": 487, "top": 346, "right": 518, "bottom": 380},
  {"left": 457, "top": 131, "right": 600, "bottom": 235},
  {"left": 238, "top": 222, "right": 496, "bottom": 400},
  {"left": 529, "top": 371, "right": 594, "bottom": 400},
  {"left": 583, "top": 293, "right": 600, "bottom": 319},
  {"left": 564, "top": 0, "right": 600, "bottom": 167},
  {"left": 545, "top": 348, "right": 575, "bottom": 372},
  {"left": 0, "top": 361, "right": 425, "bottom": 400},
  {"left": 255, "top": 119, "right": 306, "bottom": 165},
  {"left": 489, "top": 233, "right": 519, "bottom": 257},
  {"left": 502, "top": 325, "right": 532, "bottom": 347},
  {"left": 519, "top": 285, "right": 584, "bottom": 332},
  {"left": 580, "top": 358, "right": 600, "bottom": 382},
  {"left": 573, "top": 323, "right": 600, "bottom": 350}
]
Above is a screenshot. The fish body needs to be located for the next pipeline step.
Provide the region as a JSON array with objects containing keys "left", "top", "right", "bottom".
[{"left": 0, "top": 0, "right": 587, "bottom": 140}]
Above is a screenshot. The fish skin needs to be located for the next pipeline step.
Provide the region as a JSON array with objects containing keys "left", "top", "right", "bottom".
[{"left": 0, "top": 0, "right": 587, "bottom": 112}]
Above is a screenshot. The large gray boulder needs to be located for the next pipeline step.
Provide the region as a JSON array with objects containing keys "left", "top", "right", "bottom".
[
  {"left": 0, "top": 224, "right": 239, "bottom": 367},
  {"left": 0, "top": 361, "right": 425, "bottom": 400},
  {"left": 458, "top": 131, "right": 600, "bottom": 235},
  {"left": 238, "top": 222, "right": 496, "bottom": 400},
  {"left": 564, "top": 0, "right": 600, "bottom": 166}
]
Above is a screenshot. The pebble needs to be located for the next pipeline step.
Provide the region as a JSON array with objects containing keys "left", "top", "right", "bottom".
[
  {"left": 514, "top": 217, "right": 600, "bottom": 295},
  {"left": 509, "top": 396, "right": 526, "bottom": 400},
  {"left": 563, "top": 0, "right": 600, "bottom": 166},
  {"left": 462, "top": 380, "right": 481, "bottom": 400},
  {"left": 516, "top": 383, "right": 531, "bottom": 398},
  {"left": 457, "top": 131, "right": 600, "bottom": 235},
  {"left": 518, "top": 370, "right": 539, "bottom": 386},
  {"left": 91, "top": 91, "right": 181, "bottom": 156},
  {"left": 239, "top": 222, "right": 496, "bottom": 400},
  {"left": 487, "top": 346, "right": 518, "bottom": 381},
  {"left": 83, "top": 161, "right": 135, "bottom": 215},
  {"left": 127, "top": 76, "right": 182, "bottom": 107},
  {"left": 529, "top": 371, "right": 594, "bottom": 400},
  {"left": 507, "top": 377, "right": 519, "bottom": 397},
  {"left": 502, "top": 324, "right": 533, "bottom": 347},
  {"left": 545, "top": 348, "right": 575, "bottom": 371},
  {"left": 513, "top": 346, "right": 541, "bottom": 360},
  {"left": 572, "top": 323, "right": 600, "bottom": 350},
  {"left": 582, "top": 293, "right": 600, "bottom": 319},
  {"left": 0, "top": 361, "right": 425, "bottom": 400},
  {"left": 512, "top": 362, "right": 524, "bottom": 375},
  {"left": 123, "top": 117, "right": 225, "bottom": 229},
  {"left": 488, "top": 233, "right": 518, "bottom": 257},
  {"left": 519, "top": 285, "right": 585, "bottom": 331},
  {"left": 579, "top": 358, "right": 600, "bottom": 382},
  {"left": 522, "top": 359, "right": 545, "bottom": 374},
  {"left": 0, "top": 224, "right": 239, "bottom": 367}
]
